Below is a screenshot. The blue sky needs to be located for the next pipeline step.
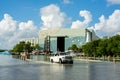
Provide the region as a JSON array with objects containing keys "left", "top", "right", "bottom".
[
  {"left": 0, "top": 0, "right": 119, "bottom": 27},
  {"left": 0, "top": 0, "right": 120, "bottom": 49}
]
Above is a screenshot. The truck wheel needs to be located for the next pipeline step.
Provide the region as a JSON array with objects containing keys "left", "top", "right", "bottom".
[
  {"left": 70, "top": 61, "right": 73, "bottom": 64},
  {"left": 59, "top": 59, "right": 62, "bottom": 64},
  {"left": 51, "top": 59, "right": 54, "bottom": 63}
]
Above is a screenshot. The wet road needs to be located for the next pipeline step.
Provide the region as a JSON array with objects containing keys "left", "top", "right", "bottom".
[{"left": 0, "top": 55, "right": 120, "bottom": 80}]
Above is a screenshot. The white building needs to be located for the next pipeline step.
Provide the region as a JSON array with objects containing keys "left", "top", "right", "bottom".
[{"left": 20, "top": 38, "right": 39, "bottom": 46}]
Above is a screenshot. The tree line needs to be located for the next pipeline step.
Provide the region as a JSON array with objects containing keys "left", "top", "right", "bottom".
[
  {"left": 11, "top": 41, "right": 39, "bottom": 54},
  {"left": 68, "top": 44, "right": 83, "bottom": 53},
  {"left": 82, "top": 35, "right": 120, "bottom": 57},
  {"left": 68, "top": 35, "right": 120, "bottom": 57}
]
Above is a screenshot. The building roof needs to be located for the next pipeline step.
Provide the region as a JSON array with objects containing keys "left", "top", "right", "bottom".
[{"left": 39, "top": 28, "right": 86, "bottom": 39}]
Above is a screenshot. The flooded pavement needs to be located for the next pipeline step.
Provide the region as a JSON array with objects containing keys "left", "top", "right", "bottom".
[{"left": 0, "top": 54, "right": 120, "bottom": 80}]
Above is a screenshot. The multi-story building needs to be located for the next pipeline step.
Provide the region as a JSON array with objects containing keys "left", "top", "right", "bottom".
[{"left": 20, "top": 38, "right": 39, "bottom": 46}]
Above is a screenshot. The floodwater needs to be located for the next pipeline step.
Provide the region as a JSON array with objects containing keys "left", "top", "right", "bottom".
[{"left": 0, "top": 53, "right": 120, "bottom": 80}]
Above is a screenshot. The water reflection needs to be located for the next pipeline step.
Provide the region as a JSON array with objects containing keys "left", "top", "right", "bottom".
[
  {"left": 0, "top": 54, "right": 120, "bottom": 80},
  {"left": 38, "top": 64, "right": 73, "bottom": 80},
  {"left": 88, "top": 62, "right": 120, "bottom": 80},
  {"left": 38, "top": 62, "right": 89, "bottom": 80}
]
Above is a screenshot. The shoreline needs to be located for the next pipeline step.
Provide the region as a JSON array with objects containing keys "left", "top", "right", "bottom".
[
  {"left": 74, "top": 58, "right": 102, "bottom": 62},
  {"left": 26, "top": 58, "right": 102, "bottom": 63}
]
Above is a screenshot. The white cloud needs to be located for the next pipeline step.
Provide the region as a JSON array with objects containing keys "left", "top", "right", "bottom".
[
  {"left": 94, "top": 10, "right": 120, "bottom": 36},
  {"left": 40, "top": 4, "right": 70, "bottom": 30},
  {"left": 19, "top": 20, "right": 37, "bottom": 30},
  {"left": 0, "top": 14, "right": 17, "bottom": 36},
  {"left": 63, "top": 0, "right": 71, "bottom": 4},
  {"left": 94, "top": 15, "right": 106, "bottom": 31},
  {"left": 71, "top": 10, "right": 92, "bottom": 28},
  {"left": 0, "top": 14, "right": 38, "bottom": 49},
  {"left": 107, "top": 0, "right": 120, "bottom": 5}
]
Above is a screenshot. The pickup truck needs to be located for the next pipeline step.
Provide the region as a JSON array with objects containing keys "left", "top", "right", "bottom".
[{"left": 50, "top": 52, "right": 73, "bottom": 64}]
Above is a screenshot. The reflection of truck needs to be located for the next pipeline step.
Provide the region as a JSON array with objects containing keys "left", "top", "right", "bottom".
[{"left": 50, "top": 52, "right": 73, "bottom": 64}]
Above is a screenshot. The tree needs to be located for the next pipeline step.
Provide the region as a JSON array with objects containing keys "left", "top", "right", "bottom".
[
  {"left": 68, "top": 44, "right": 78, "bottom": 51},
  {"left": 82, "top": 42, "right": 93, "bottom": 56},
  {"left": 12, "top": 41, "right": 25, "bottom": 53},
  {"left": 97, "top": 39, "right": 107, "bottom": 58},
  {"left": 82, "top": 35, "right": 120, "bottom": 57},
  {"left": 78, "top": 47, "right": 83, "bottom": 53},
  {"left": 33, "top": 44, "right": 40, "bottom": 50},
  {"left": 91, "top": 40, "right": 100, "bottom": 59},
  {"left": 12, "top": 41, "right": 36, "bottom": 53},
  {"left": 110, "top": 35, "right": 120, "bottom": 56},
  {"left": 24, "top": 42, "right": 33, "bottom": 53}
]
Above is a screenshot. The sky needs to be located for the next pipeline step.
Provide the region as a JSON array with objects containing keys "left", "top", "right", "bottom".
[{"left": 0, "top": 0, "right": 120, "bottom": 49}]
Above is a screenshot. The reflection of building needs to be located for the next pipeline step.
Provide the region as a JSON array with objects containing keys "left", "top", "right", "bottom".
[
  {"left": 20, "top": 38, "right": 39, "bottom": 46},
  {"left": 39, "top": 28, "right": 99, "bottom": 52}
]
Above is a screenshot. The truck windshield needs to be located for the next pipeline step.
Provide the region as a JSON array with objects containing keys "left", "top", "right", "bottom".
[{"left": 60, "top": 52, "right": 69, "bottom": 55}]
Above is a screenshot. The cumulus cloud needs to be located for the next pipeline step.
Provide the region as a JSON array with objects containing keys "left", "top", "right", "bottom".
[
  {"left": 94, "top": 10, "right": 120, "bottom": 36},
  {"left": 19, "top": 20, "right": 37, "bottom": 30},
  {"left": 107, "top": 0, "right": 120, "bottom": 5},
  {"left": 94, "top": 15, "right": 106, "bottom": 31},
  {"left": 40, "top": 4, "right": 70, "bottom": 30},
  {"left": 70, "top": 9, "right": 120, "bottom": 36},
  {"left": 0, "top": 14, "right": 38, "bottom": 49},
  {"left": 0, "top": 14, "right": 17, "bottom": 36},
  {"left": 18, "top": 20, "right": 38, "bottom": 38},
  {"left": 71, "top": 10, "right": 92, "bottom": 28}
]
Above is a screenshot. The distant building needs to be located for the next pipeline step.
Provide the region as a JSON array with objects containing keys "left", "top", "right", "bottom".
[
  {"left": 38, "top": 28, "right": 99, "bottom": 52},
  {"left": 20, "top": 38, "right": 39, "bottom": 46},
  {"left": 102, "top": 36, "right": 110, "bottom": 39}
]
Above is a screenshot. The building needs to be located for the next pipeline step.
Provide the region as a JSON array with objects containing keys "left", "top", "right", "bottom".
[
  {"left": 20, "top": 38, "right": 39, "bottom": 46},
  {"left": 102, "top": 36, "right": 110, "bottom": 39},
  {"left": 38, "top": 28, "right": 99, "bottom": 52}
]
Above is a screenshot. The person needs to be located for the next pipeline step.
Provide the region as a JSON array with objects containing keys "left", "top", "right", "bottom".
[
  {"left": 113, "top": 56, "right": 116, "bottom": 64},
  {"left": 21, "top": 52, "right": 26, "bottom": 60},
  {"left": 26, "top": 52, "right": 30, "bottom": 59},
  {"left": 20, "top": 53, "right": 23, "bottom": 60},
  {"left": 108, "top": 55, "right": 110, "bottom": 61}
]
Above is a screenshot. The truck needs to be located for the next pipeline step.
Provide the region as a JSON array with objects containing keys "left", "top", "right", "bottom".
[{"left": 50, "top": 52, "right": 73, "bottom": 64}]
